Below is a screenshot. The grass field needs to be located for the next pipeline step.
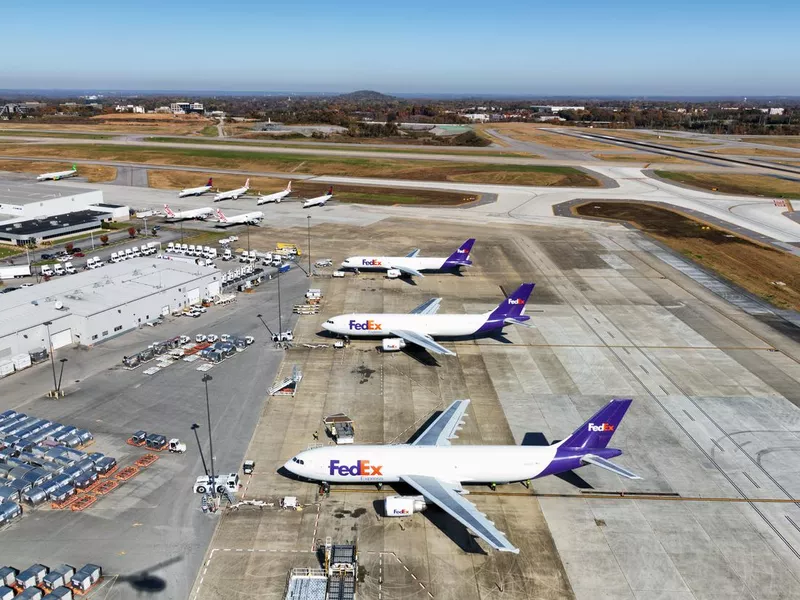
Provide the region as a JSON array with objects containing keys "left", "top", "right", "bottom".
[
  {"left": 0, "top": 130, "right": 113, "bottom": 140},
  {"left": 148, "top": 170, "right": 476, "bottom": 206},
  {"left": 2, "top": 116, "right": 213, "bottom": 135},
  {"left": 655, "top": 170, "right": 800, "bottom": 199},
  {"left": 575, "top": 201, "right": 800, "bottom": 311},
  {"left": 199, "top": 125, "right": 219, "bottom": 137},
  {"left": 600, "top": 131, "right": 720, "bottom": 147},
  {"left": 476, "top": 123, "right": 613, "bottom": 150},
  {"left": 0, "top": 143, "right": 598, "bottom": 186},
  {"left": 0, "top": 160, "right": 117, "bottom": 182},
  {"left": 0, "top": 246, "right": 23, "bottom": 260},
  {"left": 141, "top": 136, "right": 534, "bottom": 157},
  {"left": 593, "top": 153, "right": 692, "bottom": 164},
  {"left": 744, "top": 136, "right": 800, "bottom": 149},
  {"left": 705, "top": 146, "right": 800, "bottom": 158}
]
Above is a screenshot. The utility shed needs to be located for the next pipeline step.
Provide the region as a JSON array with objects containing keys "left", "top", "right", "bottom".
[{"left": 0, "top": 258, "right": 221, "bottom": 359}]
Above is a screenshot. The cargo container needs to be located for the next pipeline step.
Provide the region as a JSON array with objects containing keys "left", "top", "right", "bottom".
[
  {"left": 16, "top": 588, "right": 43, "bottom": 600},
  {"left": 93, "top": 456, "right": 117, "bottom": 475},
  {"left": 72, "top": 471, "right": 97, "bottom": 490},
  {"left": 12, "top": 354, "right": 31, "bottom": 372},
  {"left": 43, "top": 587, "right": 73, "bottom": 600},
  {"left": 49, "top": 485, "right": 75, "bottom": 504},
  {"left": 0, "top": 587, "right": 14, "bottom": 600},
  {"left": 15, "top": 564, "right": 48, "bottom": 589},
  {"left": 145, "top": 434, "right": 167, "bottom": 450},
  {"left": 6, "top": 479, "right": 32, "bottom": 495},
  {"left": 74, "top": 430, "right": 93, "bottom": 445},
  {"left": 0, "top": 487, "right": 19, "bottom": 503},
  {"left": 21, "top": 487, "right": 47, "bottom": 506},
  {"left": 70, "top": 565, "right": 101, "bottom": 592},
  {"left": 42, "top": 565, "right": 75, "bottom": 591},
  {"left": 0, "top": 362, "right": 14, "bottom": 379},
  {"left": 0, "top": 567, "right": 18, "bottom": 587}
]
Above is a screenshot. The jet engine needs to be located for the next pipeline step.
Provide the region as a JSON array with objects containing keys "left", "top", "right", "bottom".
[
  {"left": 382, "top": 338, "right": 406, "bottom": 352},
  {"left": 386, "top": 269, "right": 401, "bottom": 279},
  {"left": 384, "top": 495, "right": 426, "bottom": 517}
]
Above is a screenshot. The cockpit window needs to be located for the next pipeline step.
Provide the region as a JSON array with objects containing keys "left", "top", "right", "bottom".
[
  {"left": 291, "top": 457, "right": 305, "bottom": 465},
  {"left": 326, "top": 320, "right": 334, "bottom": 324}
]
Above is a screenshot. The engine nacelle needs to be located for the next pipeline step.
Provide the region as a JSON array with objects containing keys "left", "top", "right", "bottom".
[
  {"left": 382, "top": 338, "right": 406, "bottom": 352},
  {"left": 386, "top": 269, "right": 401, "bottom": 279},
  {"left": 384, "top": 495, "right": 426, "bottom": 517}
]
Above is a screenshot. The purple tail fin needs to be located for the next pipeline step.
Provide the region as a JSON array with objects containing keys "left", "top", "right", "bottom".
[
  {"left": 443, "top": 238, "right": 475, "bottom": 267},
  {"left": 558, "top": 399, "right": 632, "bottom": 450},
  {"left": 488, "top": 283, "right": 534, "bottom": 319}
]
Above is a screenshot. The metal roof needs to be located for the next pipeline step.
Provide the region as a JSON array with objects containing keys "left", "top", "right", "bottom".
[
  {"left": 0, "top": 180, "right": 97, "bottom": 206},
  {"left": 0, "top": 258, "right": 217, "bottom": 336}
]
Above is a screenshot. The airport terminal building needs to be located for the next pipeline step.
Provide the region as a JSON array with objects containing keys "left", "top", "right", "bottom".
[{"left": 0, "top": 259, "right": 221, "bottom": 360}]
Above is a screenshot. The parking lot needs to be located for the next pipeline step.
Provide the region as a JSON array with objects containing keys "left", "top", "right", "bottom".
[
  {"left": 192, "top": 216, "right": 800, "bottom": 599},
  {"left": 0, "top": 266, "right": 308, "bottom": 599}
]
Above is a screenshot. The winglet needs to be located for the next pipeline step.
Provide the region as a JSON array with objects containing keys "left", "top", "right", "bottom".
[
  {"left": 287, "top": 181, "right": 292, "bottom": 192},
  {"left": 71, "top": 164, "right": 77, "bottom": 171},
  {"left": 244, "top": 178, "right": 250, "bottom": 188},
  {"left": 207, "top": 177, "right": 213, "bottom": 186}
]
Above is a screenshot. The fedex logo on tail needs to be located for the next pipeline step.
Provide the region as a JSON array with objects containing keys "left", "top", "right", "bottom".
[
  {"left": 588, "top": 422, "right": 615, "bottom": 432},
  {"left": 362, "top": 259, "right": 383, "bottom": 266},
  {"left": 508, "top": 298, "right": 525, "bottom": 305},
  {"left": 349, "top": 319, "right": 382, "bottom": 331},
  {"left": 329, "top": 459, "right": 383, "bottom": 477}
]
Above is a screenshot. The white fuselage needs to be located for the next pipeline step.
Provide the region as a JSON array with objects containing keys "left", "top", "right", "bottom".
[
  {"left": 342, "top": 256, "right": 450, "bottom": 272},
  {"left": 214, "top": 186, "right": 248, "bottom": 201},
  {"left": 179, "top": 185, "right": 212, "bottom": 198},
  {"left": 166, "top": 207, "right": 214, "bottom": 220},
  {"left": 37, "top": 169, "right": 76, "bottom": 181},
  {"left": 323, "top": 313, "right": 488, "bottom": 338},
  {"left": 286, "top": 444, "right": 557, "bottom": 484},
  {"left": 303, "top": 194, "right": 332, "bottom": 208},
  {"left": 257, "top": 190, "right": 290, "bottom": 205},
  {"left": 217, "top": 211, "right": 263, "bottom": 226}
]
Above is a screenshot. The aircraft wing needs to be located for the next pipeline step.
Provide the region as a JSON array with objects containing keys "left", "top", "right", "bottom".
[
  {"left": 581, "top": 454, "right": 642, "bottom": 480},
  {"left": 389, "top": 264, "right": 424, "bottom": 277},
  {"left": 412, "top": 399, "right": 469, "bottom": 446},
  {"left": 406, "top": 249, "right": 421, "bottom": 258},
  {"left": 390, "top": 329, "right": 455, "bottom": 356},
  {"left": 410, "top": 298, "right": 442, "bottom": 315},
  {"left": 401, "top": 474, "right": 519, "bottom": 553}
]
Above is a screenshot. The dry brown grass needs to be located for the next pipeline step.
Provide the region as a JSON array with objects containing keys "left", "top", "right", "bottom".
[
  {"left": 706, "top": 146, "right": 800, "bottom": 158},
  {"left": 148, "top": 170, "right": 285, "bottom": 193},
  {"left": 593, "top": 153, "right": 692, "bottom": 164},
  {"left": 0, "top": 160, "right": 116, "bottom": 182},
  {"left": 602, "top": 130, "right": 720, "bottom": 147},
  {"left": 575, "top": 202, "right": 800, "bottom": 311},
  {"left": 655, "top": 171, "right": 800, "bottom": 199},
  {"left": 745, "top": 137, "right": 800, "bottom": 149},
  {"left": 4, "top": 115, "right": 212, "bottom": 135},
  {"left": 0, "top": 143, "right": 599, "bottom": 187},
  {"left": 479, "top": 123, "right": 612, "bottom": 150}
]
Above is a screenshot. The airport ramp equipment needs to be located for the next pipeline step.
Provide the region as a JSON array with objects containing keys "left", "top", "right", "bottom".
[
  {"left": 269, "top": 366, "right": 303, "bottom": 396},
  {"left": 284, "top": 568, "right": 327, "bottom": 600}
]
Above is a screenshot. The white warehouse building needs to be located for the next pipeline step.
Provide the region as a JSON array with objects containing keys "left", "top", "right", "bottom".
[
  {"left": 0, "top": 259, "right": 222, "bottom": 360},
  {"left": 0, "top": 181, "right": 104, "bottom": 219}
]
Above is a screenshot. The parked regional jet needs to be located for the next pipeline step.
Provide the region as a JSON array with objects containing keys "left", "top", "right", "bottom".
[
  {"left": 322, "top": 283, "right": 535, "bottom": 356},
  {"left": 257, "top": 181, "right": 292, "bottom": 205},
  {"left": 302, "top": 187, "right": 333, "bottom": 208},
  {"left": 179, "top": 177, "right": 213, "bottom": 198},
  {"left": 342, "top": 239, "right": 475, "bottom": 278},
  {"left": 283, "top": 398, "right": 639, "bottom": 553},
  {"left": 37, "top": 164, "right": 77, "bottom": 181},
  {"left": 214, "top": 179, "right": 250, "bottom": 202},
  {"left": 214, "top": 208, "right": 263, "bottom": 227},
  {"left": 163, "top": 204, "right": 214, "bottom": 221}
]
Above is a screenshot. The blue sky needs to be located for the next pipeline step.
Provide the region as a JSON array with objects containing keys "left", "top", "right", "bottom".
[{"left": 3, "top": 0, "right": 798, "bottom": 95}]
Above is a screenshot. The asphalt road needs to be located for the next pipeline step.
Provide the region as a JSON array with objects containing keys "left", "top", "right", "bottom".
[{"left": 0, "top": 266, "right": 309, "bottom": 600}]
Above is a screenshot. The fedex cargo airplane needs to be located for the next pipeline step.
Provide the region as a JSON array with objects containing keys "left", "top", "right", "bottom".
[
  {"left": 302, "top": 187, "right": 333, "bottom": 208},
  {"left": 37, "top": 164, "right": 77, "bottom": 181},
  {"left": 283, "top": 398, "right": 640, "bottom": 553},
  {"left": 214, "top": 208, "right": 263, "bottom": 227},
  {"left": 163, "top": 204, "right": 214, "bottom": 221},
  {"left": 214, "top": 179, "right": 250, "bottom": 202},
  {"left": 322, "top": 283, "right": 535, "bottom": 355},
  {"left": 342, "top": 239, "right": 474, "bottom": 278},
  {"left": 179, "top": 177, "right": 213, "bottom": 198},
  {"left": 257, "top": 181, "right": 292, "bottom": 205}
]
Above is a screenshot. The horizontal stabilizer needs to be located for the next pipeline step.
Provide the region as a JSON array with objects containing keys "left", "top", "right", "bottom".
[
  {"left": 504, "top": 317, "right": 536, "bottom": 329},
  {"left": 581, "top": 454, "right": 641, "bottom": 480}
]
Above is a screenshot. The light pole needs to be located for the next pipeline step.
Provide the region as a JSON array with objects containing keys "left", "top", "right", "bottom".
[
  {"left": 256, "top": 313, "right": 274, "bottom": 337},
  {"left": 277, "top": 268, "right": 282, "bottom": 340},
  {"left": 56, "top": 358, "right": 68, "bottom": 394},
  {"left": 191, "top": 423, "right": 209, "bottom": 477},
  {"left": 306, "top": 215, "right": 311, "bottom": 277},
  {"left": 43, "top": 321, "right": 57, "bottom": 394},
  {"left": 202, "top": 374, "right": 215, "bottom": 495},
  {"left": 246, "top": 222, "right": 251, "bottom": 255},
  {"left": 143, "top": 216, "right": 148, "bottom": 238}
]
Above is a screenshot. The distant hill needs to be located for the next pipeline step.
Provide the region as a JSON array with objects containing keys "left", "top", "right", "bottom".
[{"left": 336, "top": 90, "right": 397, "bottom": 102}]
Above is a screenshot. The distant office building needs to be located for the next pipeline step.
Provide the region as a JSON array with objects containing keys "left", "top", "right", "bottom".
[
  {"left": 531, "top": 105, "right": 585, "bottom": 113},
  {"left": 169, "top": 102, "right": 204, "bottom": 114},
  {"left": 461, "top": 113, "right": 490, "bottom": 122}
]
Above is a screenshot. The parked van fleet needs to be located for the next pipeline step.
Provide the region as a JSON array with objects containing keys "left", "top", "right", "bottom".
[
  {"left": 63, "top": 262, "right": 76, "bottom": 275},
  {"left": 52, "top": 264, "right": 65, "bottom": 276},
  {"left": 124, "top": 248, "right": 133, "bottom": 260},
  {"left": 40, "top": 265, "right": 53, "bottom": 277}
]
